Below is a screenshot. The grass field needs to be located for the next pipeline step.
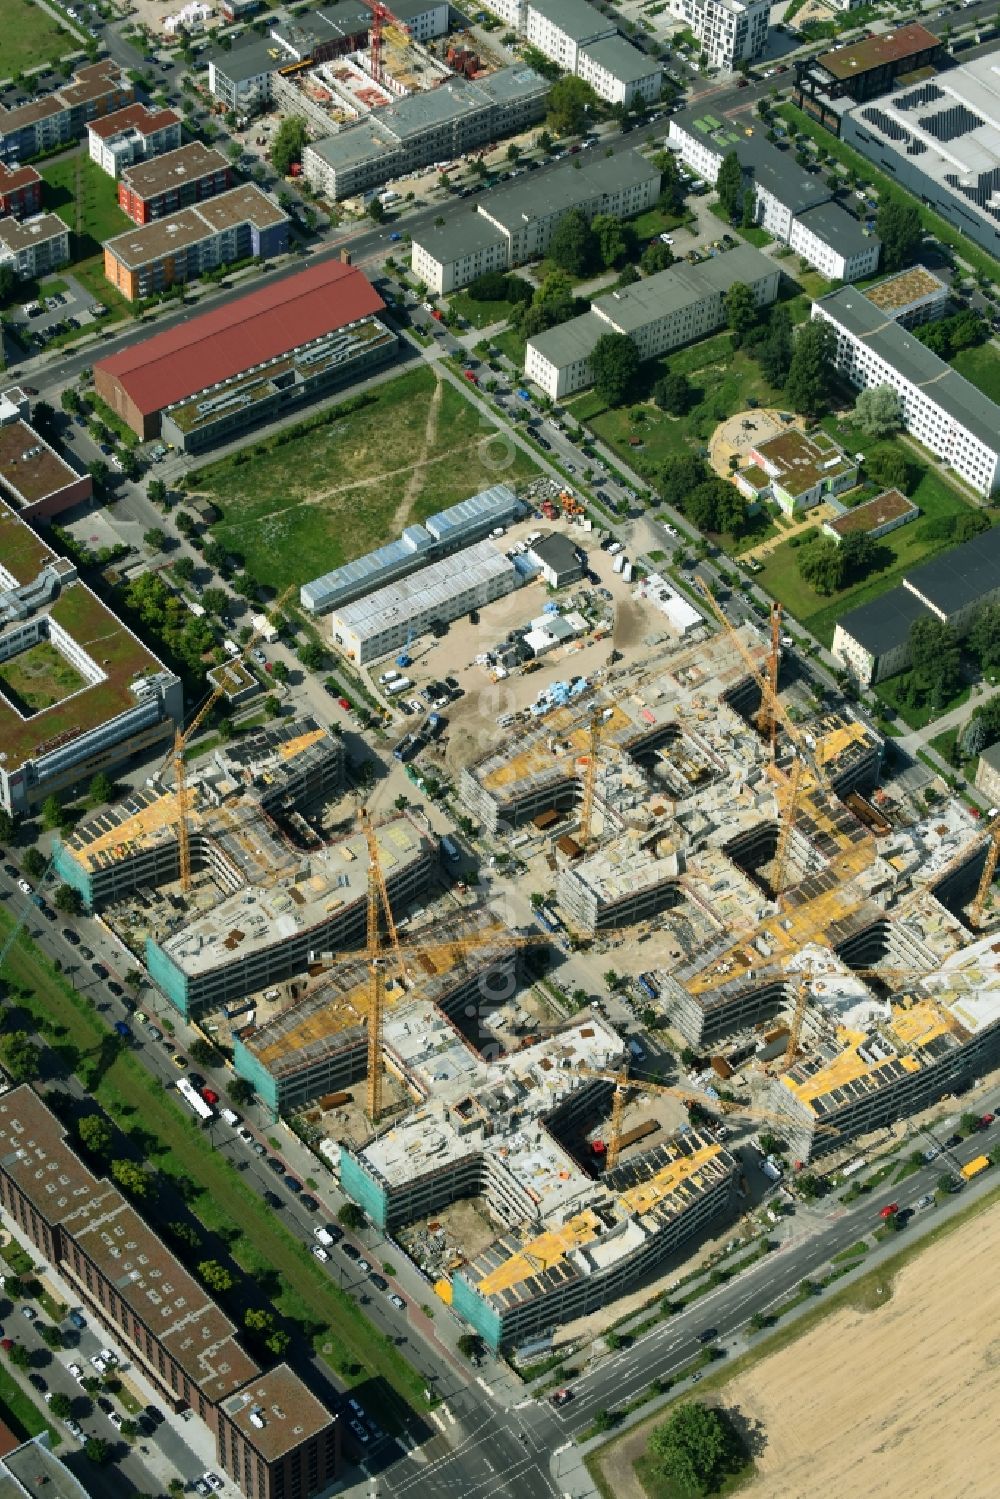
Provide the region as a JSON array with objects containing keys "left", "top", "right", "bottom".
[
  {"left": 449, "top": 289, "right": 521, "bottom": 329},
  {"left": 190, "top": 367, "right": 542, "bottom": 592},
  {"left": 0, "top": 905, "right": 428, "bottom": 1427},
  {"left": 0, "top": 1366, "right": 59, "bottom": 1449},
  {"left": 0, "top": 640, "right": 85, "bottom": 712},
  {"left": 952, "top": 342, "right": 1000, "bottom": 404},
  {"left": 40, "top": 154, "right": 131, "bottom": 258},
  {"left": 0, "top": 0, "right": 73, "bottom": 75}
]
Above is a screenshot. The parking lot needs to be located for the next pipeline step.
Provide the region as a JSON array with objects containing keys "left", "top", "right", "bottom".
[{"left": 8, "top": 272, "right": 109, "bottom": 349}]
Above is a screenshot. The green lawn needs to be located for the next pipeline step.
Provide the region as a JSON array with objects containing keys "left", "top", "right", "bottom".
[
  {"left": 876, "top": 676, "right": 970, "bottom": 733},
  {"left": 490, "top": 325, "right": 528, "bottom": 370},
  {"left": 190, "top": 367, "right": 542, "bottom": 592},
  {"left": 952, "top": 342, "right": 1000, "bottom": 404},
  {"left": 0, "top": 0, "right": 74, "bottom": 74},
  {"left": 631, "top": 205, "right": 690, "bottom": 241},
  {"left": 708, "top": 201, "right": 772, "bottom": 248},
  {"left": 775, "top": 104, "right": 1000, "bottom": 283},
  {"left": 0, "top": 904, "right": 427, "bottom": 1427},
  {"left": 448, "top": 290, "right": 521, "bottom": 328},
  {"left": 0, "top": 1366, "right": 60, "bottom": 1450},
  {"left": 40, "top": 154, "right": 132, "bottom": 259}
]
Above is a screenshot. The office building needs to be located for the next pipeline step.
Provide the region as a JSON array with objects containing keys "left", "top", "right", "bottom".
[
  {"left": 0, "top": 495, "right": 180, "bottom": 819},
  {"left": 0, "top": 212, "right": 69, "bottom": 280},
  {"left": 329, "top": 539, "right": 518, "bottom": 664},
  {"left": 87, "top": 103, "right": 183, "bottom": 177},
  {"left": 666, "top": 0, "right": 769, "bottom": 71},
  {"left": 525, "top": 242, "right": 779, "bottom": 399},
  {"left": 301, "top": 482, "right": 521, "bottom": 613},
  {"left": 102, "top": 184, "right": 289, "bottom": 301},
  {"left": 734, "top": 427, "right": 858, "bottom": 516},
  {"left": 0, "top": 60, "right": 133, "bottom": 164},
  {"left": 669, "top": 108, "right": 880, "bottom": 281},
  {"left": 528, "top": 531, "right": 583, "bottom": 588},
  {"left": 794, "top": 22, "right": 943, "bottom": 131},
  {"left": 813, "top": 281, "right": 1000, "bottom": 495},
  {"left": 302, "top": 66, "right": 548, "bottom": 200},
  {"left": 411, "top": 150, "right": 660, "bottom": 293},
  {"left": 0, "top": 1087, "right": 339, "bottom": 1499},
  {"left": 117, "top": 141, "right": 231, "bottom": 224},
  {"left": 0, "top": 163, "right": 42, "bottom": 220},
  {"left": 842, "top": 52, "right": 1000, "bottom": 262},
  {"left": 832, "top": 524, "right": 1000, "bottom": 684},
  {"left": 0, "top": 386, "right": 92, "bottom": 519}
]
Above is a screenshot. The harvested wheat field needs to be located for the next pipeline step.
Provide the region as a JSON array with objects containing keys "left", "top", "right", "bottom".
[{"left": 726, "top": 1205, "right": 1000, "bottom": 1499}]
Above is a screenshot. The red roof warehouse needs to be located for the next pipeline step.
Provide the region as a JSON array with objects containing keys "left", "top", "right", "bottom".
[{"left": 94, "top": 259, "right": 388, "bottom": 441}]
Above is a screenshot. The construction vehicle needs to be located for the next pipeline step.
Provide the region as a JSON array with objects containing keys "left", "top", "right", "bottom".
[{"left": 396, "top": 624, "right": 415, "bottom": 669}]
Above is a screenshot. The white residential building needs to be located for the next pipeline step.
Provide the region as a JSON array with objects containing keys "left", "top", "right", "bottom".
[
  {"left": 577, "top": 36, "right": 663, "bottom": 107},
  {"left": 479, "top": 0, "right": 661, "bottom": 103},
  {"left": 668, "top": 0, "right": 769, "bottom": 70},
  {"left": 87, "top": 103, "right": 183, "bottom": 178},
  {"left": 0, "top": 213, "right": 70, "bottom": 280},
  {"left": 523, "top": 0, "right": 615, "bottom": 72},
  {"left": 813, "top": 284, "right": 1000, "bottom": 497},
  {"left": 525, "top": 242, "right": 780, "bottom": 399},
  {"left": 392, "top": 0, "right": 450, "bottom": 43},
  {"left": 788, "top": 203, "right": 879, "bottom": 282}
]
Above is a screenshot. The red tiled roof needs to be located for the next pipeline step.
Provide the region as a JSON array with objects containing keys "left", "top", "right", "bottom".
[
  {"left": 95, "top": 260, "right": 385, "bottom": 416},
  {"left": 88, "top": 102, "right": 180, "bottom": 138},
  {"left": 0, "top": 162, "right": 41, "bottom": 191}
]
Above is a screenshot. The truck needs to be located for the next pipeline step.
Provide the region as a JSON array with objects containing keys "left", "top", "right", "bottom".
[
  {"left": 386, "top": 676, "right": 412, "bottom": 695},
  {"left": 961, "top": 1154, "right": 990, "bottom": 1180}
]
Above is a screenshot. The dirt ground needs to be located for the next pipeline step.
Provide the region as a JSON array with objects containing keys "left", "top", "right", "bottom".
[
  {"left": 599, "top": 1202, "right": 1000, "bottom": 1499},
  {"left": 708, "top": 407, "right": 802, "bottom": 478}
]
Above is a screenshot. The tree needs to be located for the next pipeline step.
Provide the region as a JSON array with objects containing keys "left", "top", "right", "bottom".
[
  {"left": 147, "top": 478, "right": 167, "bottom": 504},
  {"left": 78, "top": 1116, "right": 113, "bottom": 1156},
  {"left": 906, "top": 616, "right": 962, "bottom": 712},
  {"left": 641, "top": 239, "right": 674, "bottom": 275},
  {"left": 189, "top": 1039, "right": 219, "bottom": 1067},
  {"left": 756, "top": 304, "right": 794, "bottom": 387},
  {"left": 659, "top": 453, "right": 708, "bottom": 510},
  {"left": 265, "top": 1329, "right": 291, "bottom": 1357},
  {"left": 798, "top": 536, "right": 847, "bottom": 596},
  {"left": 590, "top": 333, "right": 639, "bottom": 407},
  {"left": 0, "top": 1032, "right": 41, "bottom": 1084},
  {"left": 547, "top": 75, "right": 598, "bottom": 135},
  {"left": 228, "top": 1077, "right": 255, "bottom": 1106},
  {"left": 42, "top": 794, "right": 67, "bottom": 832},
  {"left": 864, "top": 444, "right": 910, "bottom": 494},
  {"left": 653, "top": 372, "right": 693, "bottom": 415},
  {"left": 143, "top": 527, "right": 167, "bottom": 552},
  {"left": 840, "top": 530, "right": 876, "bottom": 585},
  {"left": 785, "top": 321, "right": 837, "bottom": 415},
  {"left": 749, "top": 1311, "right": 767, "bottom": 1331},
  {"left": 53, "top": 883, "right": 83, "bottom": 916},
  {"left": 457, "top": 1333, "right": 480, "bottom": 1359},
  {"left": 716, "top": 150, "right": 743, "bottom": 220},
  {"left": 88, "top": 772, "right": 114, "bottom": 806},
  {"left": 0, "top": 808, "right": 14, "bottom": 842},
  {"left": 84, "top": 1437, "right": 112, "bottom": 1465},
  {"left": 22, "top": 848, "right": 46, "bottom": 880},
  {"left": 506, "top": 142, "right": 521, "bottom": 163},
  {"left": 271, "top": 659, "right": 290, "bottom": 684},
  {"left": 88, "top": 459, "right": 110, "bottom": 493},
  {"left": 338, "top": 1202, "right": 365, "bottom": 1230},
  {"left": 549, "top": 208, "right": 597, "bottom": 276},
  {"left": 61, "top": 387, "right": 81, "bottom": 415},
  {"left": 297, "top": 641, "right": 328, "bottom": 671},
  {"left": 198, "top": 1259, "right": 236, "bottom": 1294},
  {"left": 592, "top": 213, "right": 634, "bottom": 269},
  {"left": 111, "top": 1160, "right": 149, "bottom": 1198},
  {"left": 174, "top": 509, "right": 196, "bottom": 537},
  {"left": 0, "top": 263, "right": 17, "bottom": 309},
  {"left": 741, "top": 185, "right": 757, "bottom": 229},
  {"left": 172, "top": 555, "right": 195, "bottom": 583},
  {"left": 270, "top": 115, "right": 308, "bottom": 176},
  {"left": 968, "top": 603, "right": 1000, "bottom": 674},
  {"left": 200, "top": 586, "right": 228, "bottom": 616},
  {"left": 648, "top": 1403, "right": 742, "bottom": 1496},
  {"left": 854, "top": 385, "right": 902, "bottom": 438},
  {"left": 48, "top": 1391, "right": 73, "bottom": 1419},
  {"left": 8, "top": 1344, "right": 30, "bottom": 1370},
  {"left": 876, "top": 195, "right": 922, "bottom": 272},
  {"left": 724, "top": 282, "right": 758, "bottom": 347}
]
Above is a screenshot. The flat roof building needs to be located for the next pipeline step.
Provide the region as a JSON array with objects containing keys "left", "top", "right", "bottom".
[
  {"left": 0, "top": 60, "right": 134, "bottom": 164},
  {"left": 795, "top": 21, "right": 942, "bottom": 128},
  {"left": 0, "top": 212, "right": 69, "bottom": 281},
  {"left": 103, "top": 184, "right": 289, "bottom": 301},
  {"left": 87, "top": 102, "right": 182, "bottom": 177},
  {"left": 95, "top": 259, "right": 388, "bottom": 441},
  {"left": 206, "top": 5, "right": 374, "bottom": 111},
  {"left": 822, "top": 488, "right": 918, "bottom": 545},
  {"left": 117, "top": 141, "right": 232, "bottom": 225},
  {"left": 577, "top": 33, "right": 663, "bottom": 106},
  {"left": 0, "top": 496, "right": 181, "bottom": 817},
  {"left": 329, "top": 539, "right": 519, "bottom": 664},
  {"left": 813, "top": 280, "right": 1000, "bottom": 496},
  {"left": 0, "top": 388, "right": 92, "bottom": 518},
  {"left": 735, "top": 426, "right": 858, "bottom": 517},
  {"left": 665, "top": 0, "right": 769, "bottom": 72}
]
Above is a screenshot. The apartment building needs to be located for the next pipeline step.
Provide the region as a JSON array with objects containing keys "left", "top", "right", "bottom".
[
  {"left": 523, "top": 0, "right": 614, "bottom": 71},
  {"left": 0, "top": 212, "right": 70, "bottom": 281},
  {"left": 303, "top": 66, "right": 548, "bottom": 200},
  {"left": 0, "top": 1087, "right": 339, "bottom": 1499},
  {"left": 480, "top": 0, "right": 660, "bottom": 102},
  {"left": 525, "top": 242, "right": 779, "bottom": 399},
  {"left": 576, "top": 34, "right": 663, "bottom": 106},
  {"left": 87, "top": 103, "right": 183, "bottom": 178},
  {"left": 117, "top": 142, "right": 232, "bottom": 225},
  {"left": 557, "top": 840, "right": 683, "bottom": 932},
  {"left": 667, "top": 0, "right": 769, "bottom": 70},
  {"left": 669, "top": 109, "right": 880, "bottom": 281},
  {"left": 0, "top": 387, "right": 92, "bottom": 519},
  {"left": 329, "top": 540, "right": 519, "bottom": 664},
  {"left": 0, "top": 60, "right": 133, "bottom": 164},
  {"left": 103, "top": 185, "right": 289, "bottom": 301},
  {"left": 813, "top": 283, "right": 1000, "bottom": 496},
  {"left": 0, "top": 163, "right": 42, "bottom": 219},
  {"left": 411, "top": 150, "right": 660, "bottom": 293}
]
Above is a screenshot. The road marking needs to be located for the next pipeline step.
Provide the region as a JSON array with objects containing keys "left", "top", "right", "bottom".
[{"left": 430, "top": 1411, "right": 448, "bottom": 1432}]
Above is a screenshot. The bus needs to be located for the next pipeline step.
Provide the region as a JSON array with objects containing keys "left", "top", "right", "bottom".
[{"left": 176, "top": 1077, "right": 214, "bottom": 1122}]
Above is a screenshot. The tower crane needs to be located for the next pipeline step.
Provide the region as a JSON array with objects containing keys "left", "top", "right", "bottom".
[
  {"left": 970, "top": 819, "right": 1000, "bottom": 929},
  {"left": 771, "top": 753, "right": 804, "bottom": 901},
  {"left": 170, "top": 584, "right": 295, "bottom": 893},
  {"left": 359, "top": 0, "right": 412, "bottom": 86},
  {"left": 765, "top": 601, "right": 782, "bottom": 761},
  {"left": 578, "top": 706, "right": 607, "bottom": 848}
]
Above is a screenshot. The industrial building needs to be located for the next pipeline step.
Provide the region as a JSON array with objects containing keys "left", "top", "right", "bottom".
[
  {"left": 734, "top": 427, "right": 858, "bottom": 517},
  {"left": 525, "top": 243, "right": 779, "bottom": 399},
  {"left": 102, "top": 184, "right": 289, "bottom": 302},
  {"left": 669, "top": 108, "right": 880, "bottom": 282},
  {"left": 94, "top": 259, "right": 390, "bottom": 442},
  {"left": 116, "top": 141, "right": 232, "bottom": 225},
  {"left": 0, "top": 212, "right": 69, "bottom": 281},
  {"left": 831, "top": 524, "right": 1000, "bottom": 685},
  {"left": 0, "top": 385, "right": 92, "bottom": 519},
  {"left": 411, "top": 151, "right": 661, "bottom": 295},
  {"left": 87, "top": 102, "right": 182, "bottom": 178},
  {"left": 0, "top": 494, "right": 181, "bottom": 818},
  {"left": 666, "top": 0, "right": 769, "bottom": 72},
  {"left": 813, "top": 278, "right": 1000, "bottom": 496},
  {"left": 0, "top": 60, "right": 133, "bottom": 164},
  {"left": 0, "top": 162, "right": 42, "bottom": 220},
  {"left": 841, "top": 51, "right": 1000, "bottom": 262},
  {"left": 478, "top": 0, "right": 661, "bottom": 104},
  {"left": 328, "top": 539, "right": 519, "bottom": 664},
  {"left": 794, "top": 22, "right": 943, "bottom": 131},
  {"left": 302, "top": 66, "right": 548, "bottom": 201},
  {"left": 0, "top": 1087, "right": 339, "bottom": 1499},
  {"left": 301, "top": 483, "right": 522, "bottom": 613}
]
